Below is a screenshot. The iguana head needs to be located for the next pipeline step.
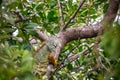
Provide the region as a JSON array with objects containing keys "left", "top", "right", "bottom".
[{"left": 46, "top": 37, "right": 59, "bottom": 52}]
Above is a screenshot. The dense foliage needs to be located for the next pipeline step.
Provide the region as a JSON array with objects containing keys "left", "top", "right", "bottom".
[{"left": 0, "top": 0, "right": 120, "bottom": 80}]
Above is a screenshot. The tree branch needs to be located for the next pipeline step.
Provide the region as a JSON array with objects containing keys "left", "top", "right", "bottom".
[
  {"left": 103, "top": 0, "right": 120, "bottom": 25},
  {"left": 57, "top": 0, "right": 64, "bottom": 28},
  {"left": 36, "top": 30, "right": 48, "bottom": 41},
  {"left": 61, "top": 0, "right": 86, "bottom": 31},
  {"left": 15, "top": 37, "right": 38, "bottom": 44},
  {"left": 57, "top": 23, "right": 103, "bottom": 49},
  {"left": 67, "top": 43, "right": 94, "bottom": 62},
  {"left": 12, "top": 11, "right": 30, "bottom": 24}
]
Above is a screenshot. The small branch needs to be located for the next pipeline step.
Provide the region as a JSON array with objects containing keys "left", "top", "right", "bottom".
[
  {"left": 61, "top": 0, "right": 86, "bottom": 31},
  {"left": 13, "top": 11, "right": 24, "bottom": 20},
  {"left": 15, "top": 37, "right": 23, "bottom": 43},
  {"left": 14, "top": 37, "right": 38, "bottom": 44},
  {"left": 61, "top": 43, "right": 94, "bottom": 69},
  {"left": 82, "top": 68, "right": 97, "bottom": 78},
  {"left": 12, "top": 11, "right": 30, "bottom": 24},
  {"left": 29, "top": 38, "right": 38, "bottom": 44},
  {"left": 15, "top": 18, "right": 29, "bottom": 24},
  {"left": 68, "top": 43, "right": 94, "bottom": 62},
  {"left": 13, "top": 11, "right": 47, "bottom": 41},
  {"left": 57, "top": 0, "right": 64, "bottom": 28},
  {"left": 36, "top": 30, "right": 48, "bottom": 41}
]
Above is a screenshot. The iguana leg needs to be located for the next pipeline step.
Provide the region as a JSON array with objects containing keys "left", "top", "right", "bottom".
[{"left": 48, "top": 53, "right": 58, "bottom": 68}]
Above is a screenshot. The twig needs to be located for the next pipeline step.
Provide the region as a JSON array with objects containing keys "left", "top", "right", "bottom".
[
  {"left": 65, "top": 43, "right": 94, "bottom": 65},
  {"left": 29, "top": 38, "right": 38, "bottom": 44},
  {"left": 36, "top": 30, "right": 48, "bottom": 41},
  {"left": 57, "top": 0, "right": 64, "bottom": 28},
  {"left": 82, "top": 68, "right": 97, "bottom": 78},
  {"left": 15, "top": 18, "right": 29, "bottom": 24},
  {"left": 61, "top": 0, "right": 86, "bottom": 31},
  {"left": 12, "top": 11, "right": 30, "bottom": 24},
  {"left": 13, "top": 11, "right": 24, "bottom": 20}
]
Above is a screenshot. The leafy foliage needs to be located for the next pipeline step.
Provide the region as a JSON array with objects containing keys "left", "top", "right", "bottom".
[
  {"left": 0, "top": 0, "right": 120, "bottom": 80},
  {"left": 0, "top": 42, "right": 36, "bottom": 80}
]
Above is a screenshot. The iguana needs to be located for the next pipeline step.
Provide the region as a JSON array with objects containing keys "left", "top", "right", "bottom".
[{"left": 33, "top": 37, "right": 59, "bottom": 79}]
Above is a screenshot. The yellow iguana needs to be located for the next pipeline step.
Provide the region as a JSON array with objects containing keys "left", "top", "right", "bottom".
[{"left": 33, "top": 37, "right": 59, "bottom": 79}]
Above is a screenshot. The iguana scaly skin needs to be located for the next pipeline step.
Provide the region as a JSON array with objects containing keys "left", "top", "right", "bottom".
[{"left": 33, "top": 37, "right": 58, "bottom": 78}]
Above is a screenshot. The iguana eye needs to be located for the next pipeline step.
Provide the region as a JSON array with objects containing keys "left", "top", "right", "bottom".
[{"left": 53, "top": 43, "right": 57, "bottom": 48}]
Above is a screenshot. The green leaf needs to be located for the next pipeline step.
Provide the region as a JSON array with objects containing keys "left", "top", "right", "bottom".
[
  {"left": 90, "top": 15, "right": 98, "bottom": 19},
  {"left": 47, "top": 10, "right": 55, "bottom": 19},
  {"left": 21, "top": 50, "right": 33, "bottom": 71},
  {"left": 89, "top": 8, "right": 96, "bottom": 14},
  {"left": 80, "top": 9, "right": 88, "bottom": 17},
  {"left": 38, "top": 12, "right": 45, "bottom": 19},
  {"left": 68, "top": 0, "right": 72, "bottom": 8},
  {"left": 24, "top": 22, "right": 39, "bottom": 36},
  {"left": 46, "top": 10, "right": 58, "bottom": 22},
  {"left": 103, "top": 3, "right": 109, "bottom": 13},
  {"left": 67, "top": 63, "right": 73, "bottom": 71},
  {"left": 36, "top": 2, "right": 45, "bottom": 11}
]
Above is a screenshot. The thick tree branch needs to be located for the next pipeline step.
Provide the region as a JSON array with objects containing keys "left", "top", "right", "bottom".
[
  {"left": 61, "top": 0, "right": 86, "bottom": 31},
  {"left": 57, "top": 0, "right": 64, "bottom": 28},
  {"left": 59, "top": 23, "right": 103, "bottom": 44},
  {"left": 103, "top": 0, "right": 120, "bottom": 25}
]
